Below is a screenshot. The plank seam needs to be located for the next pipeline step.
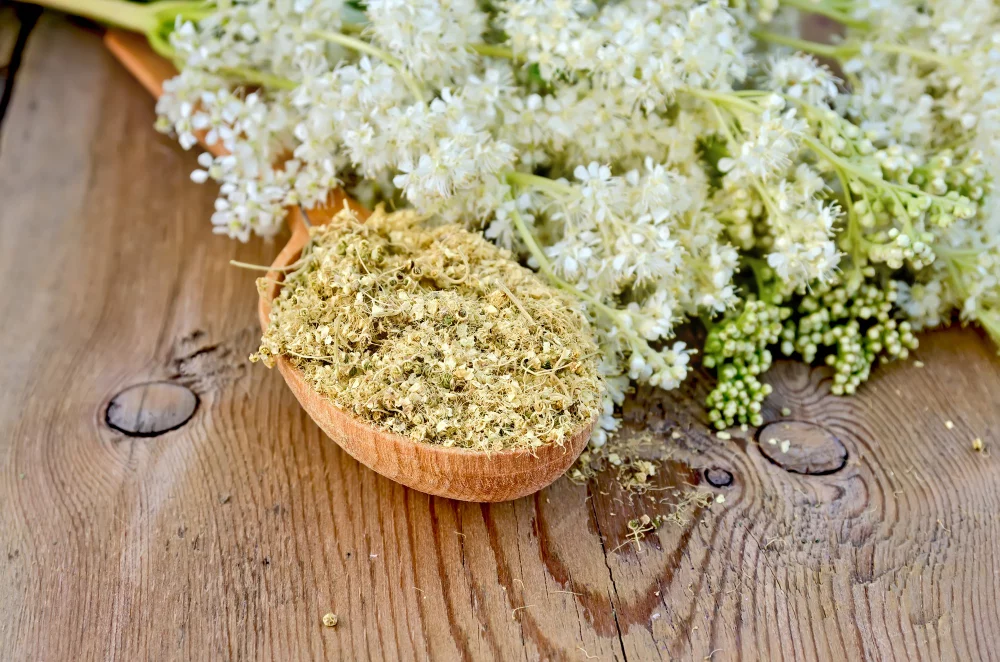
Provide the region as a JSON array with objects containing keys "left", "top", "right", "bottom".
[
  {"left": 0, "top": 5, "right": 41, "bottom": 143},
  {"left": 587, "top": 485, "right": 629, "bottom": 662}
]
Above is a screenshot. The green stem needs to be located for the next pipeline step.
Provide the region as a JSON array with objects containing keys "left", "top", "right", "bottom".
[
  {"left": 310, "top": 30, "right": 426, "bottom": 100},
  {"left": 934, "top": 245, "right": 985, "bottom": 261},
  {"left": 753, "top": 30, "right": 957, "bottom": 68},
  {"left": 778, "top": 0, "right": 871, "bottom": 29},
  {"left": 221, "top": 67, "right": 297, "bottom": 90},
  {"left": 706, "top": 102, "right": 781, "bottom": 219},
  {"left": 799, "top": 134, "right": 959, "bottom": 206},
  {"left": 835, "top": 167, "right": 867, "bottom": 270},
  {"left": 683, "top": 86, "right": 760, "bottom": 114},
  {"left": 147, "top": 27, "right": 175, "bottom": 58},
  {"left": 751, "top": 31, "right": 840, "bottom": 59},
  {"left": 975, "top": 310, "right": 1000, "bottom": 348},
  {"left": 742, "top": 255, "right": 772, "bottom": 298},
  {"left": 504, "top": 171, "right": 575, "bottom": 197},
  {"left": 471, "top": 43, "right": 515, "bottom": 59},
  {"left": 508, "top": 208, "right": 618, "bottom": 323},
  {"left": 29, "top": 0, "right": 157, "bottom": 31},
  {"left": 708, "top": 104, "right": 738, "bottom": 148},
  {"left": 311, "top": 30, "right": 402, "bottom": 67},
  {"left": 509, "top": 208, "right": 557, "bottom": 278},
  {"left": 149, "top": 0, "right": 214, "bottom": 17},
  {"left": 872, "top": 43, "right": 957, "bottom": 67}
]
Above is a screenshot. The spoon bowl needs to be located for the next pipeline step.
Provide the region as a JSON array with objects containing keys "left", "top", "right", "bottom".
[{"left": 258, "top": 205, "right": 595, "bottom": 502}]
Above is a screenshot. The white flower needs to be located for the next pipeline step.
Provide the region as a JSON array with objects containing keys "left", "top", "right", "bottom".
[
  {"left": 766, "top": 196, "right": 842, "bottom": 286},
  {"left": 156, "top": 0, "right": 1000, "bottom": 405},
  {"left": 719, "top": 107, "right": 806, "bottom": 183},
  {"left": 895, "top": 280, "right": 946, "bottom": 330},
  {"left": 767, "top": 54, "right": 839, "bottom": 106},
  {"left": 365, "top": 0, "right": 487, "bottom": 83}
]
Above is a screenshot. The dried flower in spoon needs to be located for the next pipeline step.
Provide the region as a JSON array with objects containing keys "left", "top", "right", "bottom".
[{"left": 253, "top": 207, "right": 603, "bottom": 452}]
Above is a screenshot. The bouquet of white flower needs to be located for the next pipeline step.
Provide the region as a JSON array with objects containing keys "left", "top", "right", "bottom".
[{"left": 34, "top": 0, "right": 1000, "bottom": 443}]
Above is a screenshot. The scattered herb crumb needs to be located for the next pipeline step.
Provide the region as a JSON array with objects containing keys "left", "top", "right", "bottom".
[
  {"left": 780, "top": 407, "right": 791, "bottom": 416},
  {"left": 511, "top": 605, "right": 535, "bottom": 621},
  {"left": 569, "top": 427, "right": 719, "bottom": 551},
  {"left": 914, "top": 361, "right": 925, "bottom": 368},
  {"left": 973, "top": 437, "right": 985, "bottom": 452},
  {"left": 570, "top": 430, "right": 665, "bottom": 491},
  {"left": 616, "top": 489, "right": 717, "bottom": 552}
]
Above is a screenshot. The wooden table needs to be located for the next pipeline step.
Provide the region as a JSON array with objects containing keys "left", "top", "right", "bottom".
[{"left": 3, "top": 11, "right": 1000, "bottom": 661}]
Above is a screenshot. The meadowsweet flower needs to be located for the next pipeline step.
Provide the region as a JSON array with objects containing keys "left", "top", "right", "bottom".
[
  {"left": 767, "top": 53, "right": 839, "bottom": 106},
  {"left": 146, "top": 0, "right": 1000, "bottom": 448},
  {"left": 365, "top": 0, "right": 486, "bottom": 83},
  {"left": 895, "top": 280, "right": 946, "bottom": 330},
  {"left": 718, "top": 107, "right": 807, "bottom": 183}
]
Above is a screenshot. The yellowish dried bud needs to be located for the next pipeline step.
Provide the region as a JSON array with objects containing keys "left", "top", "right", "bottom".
[{"left": 254, "top": 207, "right": 603, "bottom": 451}]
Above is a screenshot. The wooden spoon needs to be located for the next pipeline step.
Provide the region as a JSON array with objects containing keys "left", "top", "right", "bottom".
[
  {"left": 105, "top": 29, "right": 594, "bottom": 501},
  {"left": 258, "top": 206, "right": 595, "bottom": 501}
]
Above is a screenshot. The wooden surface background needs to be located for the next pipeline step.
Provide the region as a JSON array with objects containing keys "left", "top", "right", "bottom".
[{"left": 2, "top": 11, "right": 1000, "bottom": 661}]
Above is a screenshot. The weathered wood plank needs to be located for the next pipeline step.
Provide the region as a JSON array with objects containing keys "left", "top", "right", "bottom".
[
  {"left": 1, "top": 15, "right": 999, "bottom": 662},
  {"left": 605, "top": 331, "right": 1000, "bottom": 660},
  {"left": 0, "top": 16, "right": 624, "bottom": 661}
]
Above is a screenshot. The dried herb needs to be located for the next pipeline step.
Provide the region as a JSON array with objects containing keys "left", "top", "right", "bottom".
[{"left": 253, "top": 207, "right": 603, "bottom": 452}]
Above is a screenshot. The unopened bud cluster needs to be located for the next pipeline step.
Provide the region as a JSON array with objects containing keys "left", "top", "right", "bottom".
[
  {"left": 781, "top": 278, "right": 918, "bottom": 396},
  {"left": 705, "top": 299, "right": 790, "bottom": 429}
]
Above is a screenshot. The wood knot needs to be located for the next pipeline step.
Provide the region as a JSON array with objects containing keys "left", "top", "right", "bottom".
[
  {"left": 704, "top": 467, "right": 734, "bottom": 487},
  {"left": 106, "top": 382, "right": 198, "bottom": 437},
  {"left": 756, "top": 421, "right": 847, "bottom": 475}
]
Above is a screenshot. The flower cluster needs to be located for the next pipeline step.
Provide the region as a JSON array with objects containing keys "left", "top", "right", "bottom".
[
  {"left": 142, "top": 0, "right": 1000, "bottom": 444},
  {"left": 707, "top": 265, "right": 917, "bottom": 424},
  {"left": 704, "top": 297, "right": 790, "bottom": 429},
  {"left": 781, "top": 276, "right": 918, "bottom": 395}
]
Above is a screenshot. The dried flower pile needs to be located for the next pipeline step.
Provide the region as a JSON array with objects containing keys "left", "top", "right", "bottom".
[
  {"left": 252, "top": 207, "right": 602, "bottom": 450},
  {"left": 30, "top": 0, "right": 1000, "bottom": 448}
]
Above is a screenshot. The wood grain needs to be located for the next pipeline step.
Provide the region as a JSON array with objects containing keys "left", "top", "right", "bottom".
[{"left": 2, "top": 16, "right": 1000, "bottom": 661}]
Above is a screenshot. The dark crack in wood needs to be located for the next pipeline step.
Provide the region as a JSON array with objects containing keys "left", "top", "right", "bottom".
[{"left": 0, "top": 4, "right": 40, "bottom": 139}]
